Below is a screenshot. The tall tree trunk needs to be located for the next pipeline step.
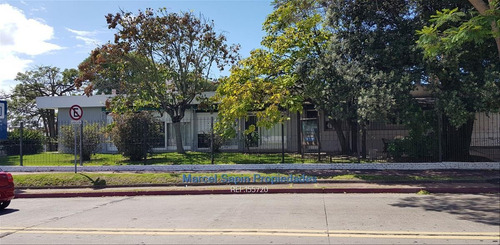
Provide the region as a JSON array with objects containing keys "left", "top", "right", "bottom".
[
  {"left": 331, "top": 119, "right": 350, "bottom": 155},
  {"left": 173, "top": 120, "right": 186, "bottom": 154},
  {"left": 47, "top": 109, "right": 57, "bottom": 151},
  {"left": 40, "top": 109, "right": 58, "bottom": 151},
  {"left": 442, "top": 117, "right": 474, "bottom": 161}
]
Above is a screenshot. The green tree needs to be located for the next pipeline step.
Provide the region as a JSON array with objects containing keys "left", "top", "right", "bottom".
[
  {"left": 217, "top": 0, "right": 421, "bottom": 156},
  {"left": 10, "top": 66, "right": 78, "bottom": 151},
  {"left": 417, "top": 1, "right": 500, "bottom": 160},
  {"left": 77, "top": 8, "right": 239, "bottom": 154}
]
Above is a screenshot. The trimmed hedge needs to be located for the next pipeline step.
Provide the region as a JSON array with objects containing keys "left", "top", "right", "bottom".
[{"left": 1, "top": 129, "right": 44, "bottom": 155}]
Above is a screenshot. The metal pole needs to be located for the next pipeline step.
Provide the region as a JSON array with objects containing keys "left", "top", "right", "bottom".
[
  {"left": 19, "top": 122, "right": 23, "bottom": 166},
  {"left": 210, "top": 117, "right": 214, "bottom": 165},
  {"left": 74, "top": 124, "right": 77, "bottom": 173},
  {"left": 317, "top": 117, "right": 321, "bottom": 162},
  {"left": 438, "top": 111, "right": 442, "bottom": 162},
  {"left": 436, "top": 98, "right": 443, "bottom": 162},
  {"left": 80, "top": 122, "right": 83, "bottom": 166},
  {"left": 281, "top": 123, "right": 285, "bottom": 164}
]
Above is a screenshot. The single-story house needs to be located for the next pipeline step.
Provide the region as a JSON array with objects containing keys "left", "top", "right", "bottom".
[{"left": 36, "top": 92, "right": 499, "bottom": 158}]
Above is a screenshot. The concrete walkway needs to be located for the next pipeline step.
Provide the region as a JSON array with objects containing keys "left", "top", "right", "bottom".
[{"left": 3, "top": 162, "right": 500, "bottom": 172}]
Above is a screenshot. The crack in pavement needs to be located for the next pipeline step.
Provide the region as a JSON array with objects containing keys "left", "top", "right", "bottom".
[{"left": 323, "top": 194, "right": 331, "bottom": 245}]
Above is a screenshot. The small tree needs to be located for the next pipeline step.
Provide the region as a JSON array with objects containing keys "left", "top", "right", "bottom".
[
  {"left": 110, "top": 112, "right": 161, "bottom": 161},
  {"left": 60, "top": 122, "right": 102, "bottom": 161}
]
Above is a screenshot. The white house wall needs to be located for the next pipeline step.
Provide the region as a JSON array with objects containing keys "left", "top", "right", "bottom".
[
  {"left": 58, "top": 107, "right": 107, "bottom": 153},
  {"left": 471, "top": 112, "right": 500, "bottom": 147}
]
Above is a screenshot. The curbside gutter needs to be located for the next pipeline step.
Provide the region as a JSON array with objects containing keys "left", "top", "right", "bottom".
[{"left": 14, "top": 187, "right": 499, "bottom": 199}]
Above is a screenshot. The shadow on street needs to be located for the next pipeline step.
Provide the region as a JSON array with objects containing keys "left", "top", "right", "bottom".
[
  {"left": 390, "top": 194, "right": 500, "bottom": 226},
  {"left": 0, "top": 208, "right": 19, "bottom": 216}
]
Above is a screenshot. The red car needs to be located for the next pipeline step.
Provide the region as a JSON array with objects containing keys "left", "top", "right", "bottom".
[{"left": 0, "top": 168, "right": 15, "bottom": 210}]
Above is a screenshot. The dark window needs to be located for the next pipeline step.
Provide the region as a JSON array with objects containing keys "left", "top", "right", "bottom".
[
  {"left": 305, "top": 110, "right": 318, "bottom": 119},
  {"left": 198, "top": 134, "right": 210, "bottom": 148}
]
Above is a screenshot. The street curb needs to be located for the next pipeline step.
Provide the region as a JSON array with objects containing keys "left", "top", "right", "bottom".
[
  {"left": 14, "top": 187, "right": 500, "bottom": 198},
  {"left": 13, "top": 178, "right": 500, "bottom": 190}
]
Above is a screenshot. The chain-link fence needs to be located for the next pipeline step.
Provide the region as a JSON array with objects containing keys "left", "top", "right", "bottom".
[{"left": 0, "top": 112, "right": 498, "bottom": 165}]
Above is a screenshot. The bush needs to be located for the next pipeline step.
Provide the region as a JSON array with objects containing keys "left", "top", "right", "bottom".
[
  {"left": 111, "top": 112, "right": 161, "bottom": 161},
  {"left": 388, "top": 132, "right": 439, "bottom": 162},
  {"left": 1, "top": 129, "right": 44, "bottom": 155},
  {"left": 198, "top": 132, "right": 225, "bottom": 152},
  {"left": 60, "top": 122, "right": 102, "bottom": 161}
]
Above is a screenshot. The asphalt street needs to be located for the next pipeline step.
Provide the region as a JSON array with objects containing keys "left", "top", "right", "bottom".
[{"left": 1, "top": 193, "right": 499, "bottom": 244}]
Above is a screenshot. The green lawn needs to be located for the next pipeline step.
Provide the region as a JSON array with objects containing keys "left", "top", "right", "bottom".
[
  {"left": 13, "top": 172, "right": 304, "bottom": 187},
  {"left": 0, "top": 151, "right": 365, "bottom": 166}
]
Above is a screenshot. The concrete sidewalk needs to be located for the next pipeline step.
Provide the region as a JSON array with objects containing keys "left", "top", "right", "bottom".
[{"left": 14, "top": 181, "right": 500, "bottom": 198}]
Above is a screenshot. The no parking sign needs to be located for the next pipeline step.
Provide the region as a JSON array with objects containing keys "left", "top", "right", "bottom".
[{"left": 69, "top": 104, "right": 83, "bottom": 122}]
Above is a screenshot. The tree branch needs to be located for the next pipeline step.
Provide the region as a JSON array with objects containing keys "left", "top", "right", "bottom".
[{"left": 468, "top": 0, "right": 500, "bottom": 59}]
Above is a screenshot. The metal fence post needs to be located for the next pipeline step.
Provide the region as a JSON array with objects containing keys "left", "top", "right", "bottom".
[
  {"left": 80, "top": 121, "right": 83, "bottom": 166},
  {"left": 19, "top": 122, "right": 23, "bottom": 166},
  {"left": 317, "top": 117, "right": 321, "bottom": 162},
  {"left": 281, "top": 123, "right": 285, "bottom": 163},
  {"left": 437, "top": 110, "right": 443, "bottom": 162},
  {"left": 211, "top": 117, "right": 214, "bottom": 165},
  {"left": 74, "top": 124, "right": 77, "bottom": 173}
]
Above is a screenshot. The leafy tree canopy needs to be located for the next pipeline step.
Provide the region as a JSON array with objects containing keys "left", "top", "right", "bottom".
[
  {"left": 10, "top": 66, "right": 78, "bottom": 150},
  {"left": 77, "top": 8, "right": 239, "bottom": 153},
  {"left": 216, "top": 0, "right": 423, "bottom": 155}
]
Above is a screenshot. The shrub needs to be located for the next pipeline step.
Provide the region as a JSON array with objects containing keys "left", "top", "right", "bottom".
[
  {"left": 199, "top": 132, "right": 225, "bottom": 152},
  {"left": 388, "top": 131, "right": 439, "bottom": 162},
  {"left": 110, "top": 112, "right": 161, "bottom": 161},
  {"left": 1, "top": 129, "right": 44, "bottom": 155},
  {"left": 60, "top": 122, "right": 102, "bottom": 161},
  {"left": 244, "top": 131, "right": 260, "bottom": 150}
]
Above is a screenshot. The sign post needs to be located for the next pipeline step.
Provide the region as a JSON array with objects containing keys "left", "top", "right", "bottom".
[{"left": 69, "top": 105, "right": 83, "bottom": 173}]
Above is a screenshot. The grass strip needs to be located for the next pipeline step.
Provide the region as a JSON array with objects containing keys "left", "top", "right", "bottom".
[
  {"left": 1, "top": 152, "right": 379, "bottom": 167},
  {"left": 13, "top": 172, "right": 488, "bottom": 188}
]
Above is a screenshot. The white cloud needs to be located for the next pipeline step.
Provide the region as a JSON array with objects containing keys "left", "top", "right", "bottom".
[
  {"left": 0, "top": 4, "right": 63, "bottom": 89},
  {"left": 66, "top": 27, "right": 100, "bottom": 47}
]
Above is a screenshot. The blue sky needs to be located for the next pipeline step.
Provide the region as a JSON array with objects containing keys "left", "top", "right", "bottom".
[{"left": 0, "top": 0, "right": 274, "bottom": 92}]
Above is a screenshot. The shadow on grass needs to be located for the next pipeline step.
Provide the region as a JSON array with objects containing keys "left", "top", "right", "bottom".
[
  {"left": 79, "top": 173, "right": 107, "bottom": 189},
  {"left": 117, "top": 152, "right": 304, "bottom": 165},
  {"left": 0, "top": 155, "right": 22, "bottom": 166},
  {"left": 117, "top": 152, "right": 211, "bottom": 165},
  {"left": 390, "top": 194, "right": 500, "bottom": 226}
]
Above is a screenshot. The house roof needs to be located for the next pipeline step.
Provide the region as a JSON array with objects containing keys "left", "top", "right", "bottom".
[
  {"left": 36, "top": 91, "right": 216, "bottom": 109},
  {"left": 36, "top": 95, "right": 114, "bottom": 109}
]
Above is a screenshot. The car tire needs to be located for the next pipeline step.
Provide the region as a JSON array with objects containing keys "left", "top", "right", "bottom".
[{"left": 0, "top": 201, "right": 11, "bottom": 210}]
